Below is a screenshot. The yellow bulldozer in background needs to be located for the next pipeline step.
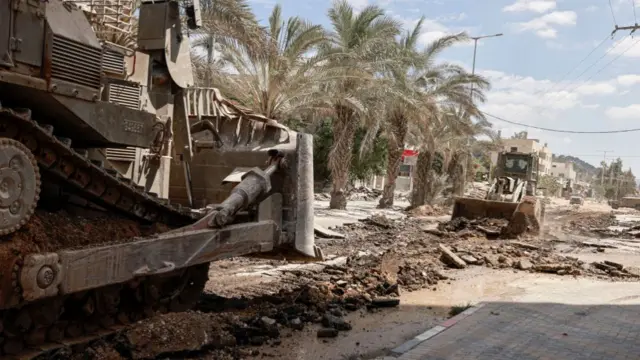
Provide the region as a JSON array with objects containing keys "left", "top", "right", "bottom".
[{"left": 451, "top": 151, "right": 546, "bottom": 237}]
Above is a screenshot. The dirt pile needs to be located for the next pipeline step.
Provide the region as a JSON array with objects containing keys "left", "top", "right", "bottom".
[
  {"left": 560, "top": 211, "right": 617, "bottom": 236},
  {"left": 3, "top": 209, "right": 170, "bottom": 253},
  {"left": 433, "top": 217, "right": 509, "bottom": 238},
  {"left": 347, "top": 187, "right": 382, "bottom": 201},
  {"left": 439, "top": 240, "right": 640, "bottom": 280},
  {"left": 313, "top": 187, "right": 382, "bottom": 202},
  {"left": 406, "top": 204, "right": 449, "bottom": 217}
]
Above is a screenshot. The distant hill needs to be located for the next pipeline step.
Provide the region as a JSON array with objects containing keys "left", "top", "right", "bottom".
[{"left": 552, "top": 154, "right": 598, "bottom": 179}]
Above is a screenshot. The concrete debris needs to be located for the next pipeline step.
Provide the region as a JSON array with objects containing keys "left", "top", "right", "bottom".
[
  {"left": 439, "top": 244, "right": 467, "bottom": 269},
  {"left": 407, "top": 204, "right": 448, "bottom": 217},
  {"left": 315, "top": 224, "right": 346, "bottom": 239},
  {"left": 437, "top": 217, "right": 509, "bottom": 239},
  {"left": 369, "top": 298, "right": 401, "bottom": 308},
  {"left": 360, "top": 214, "right": 394, "bottom": 228},
  {"left": 517, "top": 259, "right": 533, "bottom": 270}
]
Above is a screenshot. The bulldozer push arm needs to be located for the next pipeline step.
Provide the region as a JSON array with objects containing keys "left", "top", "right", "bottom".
[{"left": 18, "top": 139, "right": 322, "bottom": 304}]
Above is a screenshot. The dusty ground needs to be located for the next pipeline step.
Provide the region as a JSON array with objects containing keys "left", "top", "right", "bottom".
[{"left": 69, "top": 195, "right": 640, "bottom": 360}]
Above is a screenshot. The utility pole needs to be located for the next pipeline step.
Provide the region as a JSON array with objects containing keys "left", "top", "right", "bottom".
[
  {"left": 469, "top": 33, "right": 503, "bottom": 185},
  {"left": 469, "top": 33, "right": 504, "bottom": 95},
  {"left": 598, "top": 150, "right": 613, "bottom": 186}
]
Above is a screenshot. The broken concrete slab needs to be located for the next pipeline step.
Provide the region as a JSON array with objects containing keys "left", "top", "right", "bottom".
[
  {"left": 314, "top": 224, "right": 346, "bottom": 239},
  {"left": 511, "top": 241, "right": 540, "bottom": 251},
  {"left": 439, "top": 244, "right": 467, "bottom": 269}
]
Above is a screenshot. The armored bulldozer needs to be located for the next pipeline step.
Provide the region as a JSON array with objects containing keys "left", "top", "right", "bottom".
[
  {"left": 451, "top": 151, "right": 545, "bottom": 236},
  {"left": 0, "top": 0, "right": 320, "bottom": 356}
]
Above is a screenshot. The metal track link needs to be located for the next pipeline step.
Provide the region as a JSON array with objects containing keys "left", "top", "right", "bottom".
[
  {"left": 0, "top": 105, "right": 196, "bottom": 228},
  {"left": 1, "top": 263, "right": 210, "bottom": 359}
]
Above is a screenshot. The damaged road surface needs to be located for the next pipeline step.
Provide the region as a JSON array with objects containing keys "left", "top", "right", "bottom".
[{"left": 42, "top": 199, "right": 640, "bottom": 360}]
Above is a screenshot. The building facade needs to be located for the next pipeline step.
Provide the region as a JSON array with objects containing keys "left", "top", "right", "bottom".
[
  {"left": 549, "top": 161, "right": 577, "bottom": 182},
  {"left": 490, "top": 137, "right": 553, "bottom": 176}
]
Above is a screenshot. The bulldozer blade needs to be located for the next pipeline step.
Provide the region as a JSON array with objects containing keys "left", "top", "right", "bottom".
[
  {"left": 452, "top": 197, "right": 520, "bottom": 221},
  {"left": 502, "top": 196, "right": 544, "bottom": 237},
  {"left": 451, "top": 196, "right": 544, "bottom": 237}
]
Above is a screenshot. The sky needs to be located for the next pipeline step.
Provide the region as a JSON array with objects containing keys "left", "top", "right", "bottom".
[{"left": 244, "top": 0, "right": 640, "bottom": 172}]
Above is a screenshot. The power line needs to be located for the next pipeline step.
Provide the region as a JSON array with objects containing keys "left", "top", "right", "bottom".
[
  {"left": 543, "top": 34, "right": 629, "bottom": 98},
  {"left": 483, "top": 112, "right": 640, "bottom": 134},
  {"left": 609, "top": 0, "right": 619, "bottom": 26},
  {"left": 527, "top": 34, "right": 639, "bottom": 112},
  {"left": 530, "top": 34, "right": 612, "bottom": 96}
]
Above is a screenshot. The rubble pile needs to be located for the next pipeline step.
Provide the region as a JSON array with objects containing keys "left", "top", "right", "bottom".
[
  {"left": 314, "top": 192, "right": 331, "bottom": 201},
  {"left": 438, "top": 241, "right": 640, "bottom": 280},
  {"left": 406, "top": 204, "right": 449, "bottom": 217},
  {"left": 432, "top": 217, "right": 509, "bottom": 238},
  {"left": 313, "top": 187, "right": 382, "bottom": 202},
  {"left": 561, "top": 212, "right": 618, "bottom": 236},
  {"left": 347, "top": 187, "right": 382, "bottom": 201}
]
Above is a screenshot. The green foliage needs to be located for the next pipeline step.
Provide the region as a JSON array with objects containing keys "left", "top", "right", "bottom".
[
  {"left": 593, "top": 157, "right": 637, "bottom": 199},
  {"left": 312, "top": 119, "right": 388, "bottom": 183},
  {"left": 539, "top": 175, "right": 561, "bottom": 196},
  {"left": 312, "top": 119, "right": 334, "bottom": 183},
  {"left": 351, "top": 127, "right": 388, "bottom": 182}
]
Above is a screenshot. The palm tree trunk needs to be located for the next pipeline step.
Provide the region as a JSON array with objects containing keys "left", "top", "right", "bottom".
[
  {"left": 379, "top": 115, "right": 407, "bottom": 208},
  {"left": 410, "top": 150, "right": 433, "bottom": 208},
  {"left": 328, "top": 105, "right": 357, "bottom": 209},
  {"left": 448, "top": 152, "right": 466, "bottom": 197}
]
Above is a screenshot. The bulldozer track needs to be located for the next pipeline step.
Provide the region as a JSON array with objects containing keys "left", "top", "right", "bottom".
[
  {"left": 0, "top": 104, "right": 197, "bottom": 229},
  {"left": 1, "top": 262, "right": 210, "bottom": 358}
]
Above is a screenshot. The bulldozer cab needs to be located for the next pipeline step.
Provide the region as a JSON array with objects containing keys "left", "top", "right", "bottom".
[{"left": 496, "top": 151, "right": 539, "bottom": 183}]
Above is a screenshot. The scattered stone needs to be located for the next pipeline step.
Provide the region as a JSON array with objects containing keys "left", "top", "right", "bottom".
[
  {"left": 592, "top": 262, "right": 617, "bottom": 272},
  {"left": 314, "top": 225, "right": 346, "bottom": 239},
  {"left": 360, "top": 214, "right": 393, "bottom": 229},
  {"left": 322, "top": 314, "right": 352, "bottom": 331},
  {"left": 290, "top": 318, "right": 304, "bottom": 330},
  {"left": 460, "top": 254, "right": 479, "bottom": 265},
  {"left": 604, "top": 260, "right": 624, "bottom": 270},
  {"left": 369, "top": 298, "right": 401, "bottom": 308},
  {"left": 533, "top": 264, "right": 571, "bottom": 273},
  {"left": 317, "top": 328, "right": 339, "bottom": 338},
  {"left": 261, "top": 317, "right": 276, "bottom": 327},
  {"left": 517, "top": 259, "right": 533, "bottom": 270},
  {"left": 511, "top": 241, "right": 540, "bottom": 251},
  {"left": 476, "top": 225, "right": 501, "bottom": 237},
  {"left": 484, "top": 255, "right": 499, "bottom": 267},
  {"left": 439, "top": 244, "right": 467, "bottom": 269}
]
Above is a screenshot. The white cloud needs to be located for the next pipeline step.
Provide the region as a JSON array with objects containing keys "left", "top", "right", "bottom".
[
  {"left": 503, "top": 0, "right": 556, "bottom": 13},
  {"left": 437, "top": 13, "right": 468, "bottom": 22},
  {"left": 585, "top": 5, "right": 598, "bottom": 12},
  {"left": 477, "top": 70, "right": 626, "bottom": 128},
  {"left": 574, "top": 83, "right": 617, "bottom": 95},
  {"left": 609, "top": 36, "right": 640, "bottom": 58},
  {"left": 563, "top": 137, "right": 572, "bottom": 143},
  {"left": 346, "top": 0, "right": 368, "bottom": 11},
  {"left": 513, "top": 11, "right": 577, "bottom": 38},
  {"left": 397, "top": 16, "right": 475, "bottom": 48},
  {"left": 605, "top": 104, "right": 640, "bottom": 119},
  {"left": 536, "top": 28, "right": 557, "bottom": 38},
  {"left": 617, "top": 74, "right": 640, "bottom": 86}
]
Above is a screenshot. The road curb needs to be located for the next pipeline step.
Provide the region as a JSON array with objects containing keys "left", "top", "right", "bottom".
[{"left": 389, "top": 303, "right": 486, "bottom": 356}]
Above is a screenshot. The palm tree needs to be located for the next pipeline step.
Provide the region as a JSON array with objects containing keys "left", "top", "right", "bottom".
[
  {"left": 409, "top": 101, "right": 492, "bottom": 208},
  {"left": 191, "top": 0, "right": 267, "bottom": 86},
  {"left": 319, "top": 0, "right": 402, "bottom": 209},
  {"left": 367, "top": 31, "right": 489, "bottom": 209},
  {"left": 376, "top": 26, "right": 487, "bottom": 208},
  {"left": 197, "top": 4, "right": 327, "bottom": 121}
]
